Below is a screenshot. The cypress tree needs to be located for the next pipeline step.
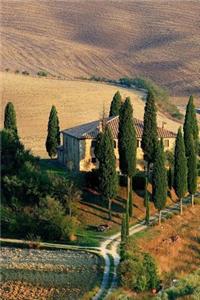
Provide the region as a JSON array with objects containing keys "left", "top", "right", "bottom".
[
  {"left": 183, "top": 95, "right": 199, "bottom": 155},
  {"left": 174, "top": 128, "right": 188, "bottom": 214},
  {"left": 4, "top": 102, "right": 18, "bottom": 134},
  {"left": 144, "top": 173, "right": 150, "bottom": 225},
  {"left": 152, "top": 141, "right": 167, "bottom": 224},
  {"left": 109, "top": 91, "right": 122, "bottom": 117},
  {"left": 98, "top": 126, "right": 118, "bottom": 219},
  {"left": 121, "top": 214, "right": 127, "bottom": 243},
  {"left": 45, "top": 105, "right": 60, "bottom": 158},
  {"left": 118, "top": 97, "right": 137, "bottom": 217},
  {"left": 187, "top": 136, "right": 198, "bottom": 206},
  {"left": 141, "top": 90, "right": 158, "bottom": 170}
]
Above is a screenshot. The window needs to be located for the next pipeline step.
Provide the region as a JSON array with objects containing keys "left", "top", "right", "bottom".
[
  {"left": 164, "top": 139, "right": 169, "bottom": 148},
  {"left": 92, "top": 157, "right": 97, "bottom": 163},
  {"left": 114, "top": 140, "right": 117, "bottom": 148},
  {"left": 137, "top": 140, "right": 140, "bottom": 148},
  {"left": 91, "top": 140, "right": 96, "bottom": 148}
]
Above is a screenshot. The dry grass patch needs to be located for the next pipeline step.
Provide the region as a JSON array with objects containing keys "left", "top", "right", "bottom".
[
  {"left": 137, "top": 205, "right": 200, "bottom": 278},
  {"left": 1, "top": 72, "right": 180, "bottom": 157}
]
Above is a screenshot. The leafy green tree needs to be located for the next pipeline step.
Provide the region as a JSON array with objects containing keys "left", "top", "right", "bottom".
[
  {"left": 4, "top": 102, "right": 18, "bottom": 134},
  {"left": 51, "top": 175, "right": 81, "bottom": 216},
  {"left": 174, "top": 128, "right": 188, "bottom": 214},
  {"left": 98, "top": 126, "right": 118, "bottom": 219},
  {"left": 118, "top": 97, "right": 137, "bottom": 217},
  {"left": 109, "top": 91, "right": 122, "bottom": 117},
  {"left": 187, "top": 136, "right": 198, "bottom": 206},
  {"left": 141, "top": 90, "right": 158, "bottom": 170},
  {"left": 45, "top": 105, "right": 60, "bottom": 158},
  {"left": 183, "top": 95, "right": 199, "bottom": 155},
  {"left": 152, "top": 142, "right": 167, "bottom": 224}
]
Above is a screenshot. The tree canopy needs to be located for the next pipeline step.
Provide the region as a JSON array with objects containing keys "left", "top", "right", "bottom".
[
  {"left": 118, "top": 97, "right": 137, "bottom": 177},
  {"left": 183, "top": 95, "right": 199, "bottom": 155},
  {"left": 174, "top": 128, "right": 188, "bottom": 200},
  {"left": 45, "top": 105, "right": 60, "bottom": 158},
  {"left": 4, "top": 102, "right": 18, "bottom": 134},
  {"left": 109, "top": 91, "right": 122, "bottom": 117},
  {"left": 141, "top": 90, "right": 158, "bottom": 166}
]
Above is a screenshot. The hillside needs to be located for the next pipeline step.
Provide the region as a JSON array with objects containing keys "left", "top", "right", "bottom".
[
  {"left": 1, "top": 72, "right": 180, "bottom": 157},
  {"left": 1, "top": 0, "right": 200, "bottom": 104}
]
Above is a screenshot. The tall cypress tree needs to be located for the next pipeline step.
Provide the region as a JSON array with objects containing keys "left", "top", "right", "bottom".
[
  {"left": 152, "top": 141, "right": 167, "bottom": 224},
  {"left": 141, "top": 90, "right": 158, "bottom": 170},
  {"left": 174, "top": 128, "right": 188, "bottom": 214},
  {"left": 4, "top": 102, "right": 18, "bottom": 134},
  {"left": 183, "top": 95, "right": 199, "bottom": 155},
  {"left": 45, "top": 105, "right": 60, "bottom": 158},
  {"left": 187, "top": 135, "right": 198, "bottom": 206},
  {"left": 118, "top": 97, "right": 137, "bottom": 217},
  {"left": 109, "top": 91, "right": 122, "bottom": 117},
  {"left": 98, "top": 126, "right": 118, "bottom": 219}
]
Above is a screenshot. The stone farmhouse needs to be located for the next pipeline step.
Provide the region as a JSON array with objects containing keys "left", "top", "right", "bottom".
[{"left": 57, "top": 116, "right": 176, "bottom": 172}]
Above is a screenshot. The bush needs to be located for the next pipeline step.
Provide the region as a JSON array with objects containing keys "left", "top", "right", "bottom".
[
  {"left": 22, "top": 70, "right": 29, "bottom": 75},
  {"left": 37, "top": 70, "right": 48, "bottom": 77},
  {"left": 119, "top": 238, "right": 159, "bottom": 292},
  {"left": 61, "top": 215, "right": 79, "bottom": 241}
]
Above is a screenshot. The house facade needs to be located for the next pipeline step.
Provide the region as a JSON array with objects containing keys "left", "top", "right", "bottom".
[{"left": 57, "top": 116, "right": 176, "bottom": 172}]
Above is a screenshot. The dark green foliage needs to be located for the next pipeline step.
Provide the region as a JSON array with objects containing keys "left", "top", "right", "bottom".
[
  {"left": 118, "top": 97, "right": 137, "bottom": 217},
  {"left": 152, "top": 142, "right": 167, "bottom": 212},
  {"left": 119, "top": 237, "right": 159, "bottom": 292},
  {"left": 109, "top": 91, "right": 122, "bottom": 117},
  {"left": 4, "top": 102, "right": 18, "bottom": 134},
  {"left": 184, "top": 95, "right": 199, "bottom": 155},
  {"left": 98, "top": 126, "right": 118, "bottom": 218},
  {"left": 187, "top": 136, "right": 197, "bottom": 196},
  {"left": 37, "top": 70, "right": 48, "bottom": 77},
  {"left": 1, "top": 129, "right": 22, "bottom": 175},
  {"left": 121, "top": 214, "right": 127, "bottom": 243},
  {"left": 94, "top": 132, "right": 104, "bottom": 161},
  {"left": 167, "top": 167, "right": 173, "bottom": 190},
  {"left": 45, "top": 105, "right": 60, "bottom": 158},
  {"left": 125, "top": 203, "right": 129, "bottom": 237},
  {"left": 118, "top": 97, "right": 137, "bottom": 176},
  {"left": 51, "top": 175, "right": 81, "bottom": 216},
  {"left": 143, "top": 253, "right": 159, "bottom": 289},
  {"left": 174, "top": 128, "right": 188, "bottom": 199},
  {"left": 141, "top": 90, "right": 158, "bottom": 166},
  {"left": 144, "top": 175, "right": 150, "bottom": 224}
]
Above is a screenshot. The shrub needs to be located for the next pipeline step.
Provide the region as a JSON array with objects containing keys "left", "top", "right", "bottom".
[
  {"left": 22, "top": 70, "right": 29, "bottom": 75},
  {"left": 61, "top": 215, "right": 79, "bottom": 241},
  {"left": 119, "top": 238, "right": 159, "bottom": 292},
  {"left": 85, "top": 169, "right": 99, "bottom": 189},
  {"left": 37, "top": 70, "right": 48, "bottom": 77}
]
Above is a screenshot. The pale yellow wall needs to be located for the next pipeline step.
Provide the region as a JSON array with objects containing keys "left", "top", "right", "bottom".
[
  {"left": 60, "top": 135, "right": 175, "bottom": 172},
  {"left": 79, "top": 137, "right": 175, "bottom": 172}
]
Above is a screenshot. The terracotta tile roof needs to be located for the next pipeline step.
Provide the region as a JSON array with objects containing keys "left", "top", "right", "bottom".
[{"left": 62, "top": 116, "right": 176, "bottom": 139}]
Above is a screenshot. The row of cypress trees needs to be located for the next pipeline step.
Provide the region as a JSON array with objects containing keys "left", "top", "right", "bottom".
[{"left": 107, "top": 90, "right": 199, "bottom": 240}]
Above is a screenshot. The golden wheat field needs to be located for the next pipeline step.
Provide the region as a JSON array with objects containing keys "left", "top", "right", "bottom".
[
  {"left": 1, "top": 72, "right": 181, "bottom": 157},
  {"left": 1, "top": 0, "right": 200, "bottom": 101}
]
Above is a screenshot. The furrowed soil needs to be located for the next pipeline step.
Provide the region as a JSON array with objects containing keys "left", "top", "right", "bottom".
[{"left": 1, "top": 0, "right": 200, "bottom": 104}]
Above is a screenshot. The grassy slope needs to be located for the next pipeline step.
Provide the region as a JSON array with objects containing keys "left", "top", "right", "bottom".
[
  {"left": 137, "top": 205, "right": 200, "bottom": 277},
  {"left": 1, "top": 72, "right": 180, "bottom": 157},
  {"left": 1, "top": 0, "right": 200, "bottom": 104}
]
